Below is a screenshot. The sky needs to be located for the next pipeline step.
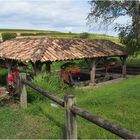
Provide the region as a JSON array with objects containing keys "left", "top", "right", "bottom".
[{"left": 0, "top": 0, "right": 131, "bottom": 36}]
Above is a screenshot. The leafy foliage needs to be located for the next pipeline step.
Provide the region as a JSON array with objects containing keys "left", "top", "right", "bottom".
[
  {"left": 0, "top": 69, "right": 7, "bottom": 86},
  {"left": 79, "top": 32, "right": 90, "bottom": 39},
  {"left": 87, "top": 0, "right": 140, "bottom": 55},
  {"left": 2, "top": 33, "right": 17, "bottom": 41},
  {"left": 27, "top": 73, "right": 73, "bottom": 102}
]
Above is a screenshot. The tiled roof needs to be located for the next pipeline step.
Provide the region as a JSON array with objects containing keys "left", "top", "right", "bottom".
[{"left": 0, "top": 38, "right": 126, "bottom": 62}]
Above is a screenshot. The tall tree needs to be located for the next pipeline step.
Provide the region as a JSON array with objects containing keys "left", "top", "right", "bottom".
[{"left": 87, "top": 0, "right": 140, "bottom": 55}]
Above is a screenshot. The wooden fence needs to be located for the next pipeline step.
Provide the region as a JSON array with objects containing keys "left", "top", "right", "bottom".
[{"left": 18, "top": 73, "right": 140, "bottom": 139}]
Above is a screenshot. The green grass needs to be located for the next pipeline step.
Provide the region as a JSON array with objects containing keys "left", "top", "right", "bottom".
[
  {"left": 89, "top": 34, "right": 120, "bottom": 44},
  {"left": 0, "top": 69, "right": 7, "bottom": 86},
  {"left": 0, "top": 75, "right": 140, "bottom": 139},
  {"left": 0, "top": 28, "right": 119, "bottom": 43}
]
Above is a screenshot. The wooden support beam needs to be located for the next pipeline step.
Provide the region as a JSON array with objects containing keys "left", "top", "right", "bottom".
[
  {"left": 31, "top": 61, "right": 43, "bottom": 76},
  {"left": 19, "top": 73, "right": 27, "bottom": 109},
  {"left": 5, "top": 59, "right": 13, "bottom": 76},
  {"left": 120, "top": 56, "right": 127, "bottom": 78},
  {"left": 5, "top": 59, "right": 13, "bottom": 92},
  {"left": 35, "top": 61, "right": 43, "bottom": 76},
  {"left": 46, "top": 61, "right": 52, "bottom": 73},
  {"left": 90, "top": 59, "right": 96, "bottom": 85},
  {"left": 64, "top": 94, "right": 77, "bottom": 139}
]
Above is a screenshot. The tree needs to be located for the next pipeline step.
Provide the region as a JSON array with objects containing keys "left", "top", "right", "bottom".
[
  {"left": 79, "top": 32, "right": 90, "bottom": 39},
  {"left": 87, "top": 0, "right": 140, "bottom": 55},
  {"left": 2, "top": 33, "right": 17, "bottom": 42}
]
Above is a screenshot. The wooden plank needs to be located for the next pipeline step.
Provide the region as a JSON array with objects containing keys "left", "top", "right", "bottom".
[{"left": 64, "top": 94, "right": 77, "bottom": 139}]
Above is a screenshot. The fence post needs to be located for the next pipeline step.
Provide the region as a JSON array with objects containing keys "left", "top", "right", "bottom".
[
  {"left": 64, "top": 94, "right": 77, "bottom": 139},
  {"left": 19, "top": 73, "right": 27, "bottom": 109}
]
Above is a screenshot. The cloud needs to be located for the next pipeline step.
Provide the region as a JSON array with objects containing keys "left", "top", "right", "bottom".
[
  {"left": 0, "top": 0, "right": 131, "bottom": 36},
  {"left": 0, "top": 0, "right": 89, "bottom": 31}
]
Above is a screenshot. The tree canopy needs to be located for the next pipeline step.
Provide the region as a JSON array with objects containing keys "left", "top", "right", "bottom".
[{"left": 87, "top": 0, "right": 140, "bottom": 55}]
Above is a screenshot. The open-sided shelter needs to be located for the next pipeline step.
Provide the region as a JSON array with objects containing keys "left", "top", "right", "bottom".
[{"left": 0, "top": 37, "right": 127, "bottom": 85}]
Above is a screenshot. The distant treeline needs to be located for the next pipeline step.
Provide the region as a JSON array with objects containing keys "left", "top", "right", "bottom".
[{"left": 20, "top": 32, "right": 78, "bottom": 36}]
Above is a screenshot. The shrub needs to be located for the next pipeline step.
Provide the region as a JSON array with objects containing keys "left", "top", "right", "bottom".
[
  {"left": 2, "top": 33, "right": 17, "bottom": 41},
  {"left": 27, "top": 73, "right": 74, "bottom": 102},
  {"left": 79, "top": 32, "right": 90, "bottom": 39}
]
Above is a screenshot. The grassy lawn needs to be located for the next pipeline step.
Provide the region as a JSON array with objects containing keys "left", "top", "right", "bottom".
[{"left": 0, "top": 75, "right": 140, "bottom": 139}]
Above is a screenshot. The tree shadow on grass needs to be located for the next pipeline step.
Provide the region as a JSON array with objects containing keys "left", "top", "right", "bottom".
[{"left": 39, "top": 106, "right": 66, "bottom": 139}]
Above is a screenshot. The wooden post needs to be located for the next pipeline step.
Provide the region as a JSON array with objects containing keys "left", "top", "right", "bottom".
[
  {"left": 31, "top": 61, "right": 43, "bottom": 76},
  {"left": 46, "top": 61, "right": 52, "bottom": 73},
  {"left": 19, "top": 73, "right": 27, "bottom": 109},
  {"left": 5, "top": 59, "right": 13, "bottom": 91},
  {"left": 5, "top": 59, "right": 13, "bottom": 76},
  {"left": 90, "top": 59, "right": 96, "bottom": 85},
  {"left": 64, "top": 94, "right": 77, "bottom": 139},
  {"left": 35, "top": 61, "right": 43, "bottom": 76},
  {"left": 121, "top": 56, "right": 127, "bottom": 78}
]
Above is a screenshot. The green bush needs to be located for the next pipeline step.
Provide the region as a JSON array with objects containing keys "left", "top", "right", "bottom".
[
  {"left": 79, "top": 32, "right": 90, "bottom": 39},
  {"left": 2, "top": 33, "right": 17, "bottom": 41},
  {"left": 27, "top": 73, "right": 73, "bottom": 102},
  {"left": 0, "top": 69, "right": 7, "bottom": 86}
]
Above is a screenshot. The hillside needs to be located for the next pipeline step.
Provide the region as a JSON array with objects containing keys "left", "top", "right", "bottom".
[
  {"left": 0, "top": 29, "right": 119, "bottom": 43},
  {"left": 0, "top": 29, "right": 60, "bottom": 33}
]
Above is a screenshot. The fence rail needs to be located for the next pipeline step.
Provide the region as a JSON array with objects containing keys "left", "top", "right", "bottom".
[{"left": 19, "top": 73, "right": 140, "bottom": 139}]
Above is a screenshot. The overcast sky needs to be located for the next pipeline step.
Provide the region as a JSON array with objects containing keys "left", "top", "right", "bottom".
[{"left": 0, "top": 0, "right": 131, "bottom": 36}]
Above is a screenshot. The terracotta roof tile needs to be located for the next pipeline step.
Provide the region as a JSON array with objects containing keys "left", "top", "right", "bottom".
[{"left": 0, "top": 37, "right": 126, "bottom": 62}]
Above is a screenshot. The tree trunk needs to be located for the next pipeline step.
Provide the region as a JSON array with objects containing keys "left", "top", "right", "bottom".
[{"left": 120, "top": 56, "right": 127, "bottom": 78}]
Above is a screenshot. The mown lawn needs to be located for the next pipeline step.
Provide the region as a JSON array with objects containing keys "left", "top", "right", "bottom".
[{"left": 0, "top": 76, "right": 140, "bottom": 139}]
